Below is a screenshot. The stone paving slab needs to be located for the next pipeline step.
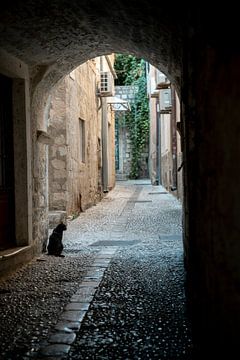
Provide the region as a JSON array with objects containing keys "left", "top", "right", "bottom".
[
  {"left": 59, "top": 310, "right": 86, "bottom": 322},
  {"left": 84, "top": 269, "right": 105, "bottom": 277},
  {"left": 94, "top": 254, "right": 113, "bottom": 258},
  {"left": 85, "top": 268, "right": 105, "bottom": 277},
  {"left": 65, "top": 302, "right": 90, "bottom": 311},
  {"left": 89, "top": 263, "right": 109, "bottom": 268},
  {"left": 35, "top": 357, "right": 64, "bottom": 360},
  {"left": 70, "top": 294, "right": 94, "bottom": 303},
  {"left": 78, "top": 280, "right": 100, "bottom": 286},
  {"left": 54, "top": 321, "right": 81, "bottom": 332},
  {"left": 92, "top": 260, "right": 111, "bottom": 266},
  {"left": 75, "top": 286, "right": 96, "bottom": 296},
  {"left": 90, "top": 240, "right": 141, "bottom": 246},
  {"left": 48, "top": 333, "right": 76, "bottom": 345},
  {"left": 39, "top": 344, "right": 71, "bottom": 357}
]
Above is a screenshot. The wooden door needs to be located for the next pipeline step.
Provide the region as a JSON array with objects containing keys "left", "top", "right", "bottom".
[{"left": 0, "top": 74, "right": 15, "bottom": 250}]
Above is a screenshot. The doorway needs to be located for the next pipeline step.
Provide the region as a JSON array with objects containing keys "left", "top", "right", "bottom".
[{"left": 0, "top": 73, "right": 15, "bottom": 250}]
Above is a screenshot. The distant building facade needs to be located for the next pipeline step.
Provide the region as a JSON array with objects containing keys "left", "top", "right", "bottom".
[{"left": 147, "top": 64, "right": 183, "bottom": 200}]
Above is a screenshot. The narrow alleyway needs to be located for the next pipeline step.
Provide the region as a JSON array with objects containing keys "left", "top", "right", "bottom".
[{"left": 0, "top": 180, "right": 193, "bottom": 359}]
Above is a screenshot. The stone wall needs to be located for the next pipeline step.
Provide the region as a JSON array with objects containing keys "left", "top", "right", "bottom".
[
  {"left": 175, "top": 93, "right": 183, "bottom": 201},
  {"left": 48, "top": 58, "right": 115, "bottom": 222},
  {"left": 48, "top": 81, "right": 67, "bottom": 212},
  {"left": 66, "top": 60, "right": 101, "bottom": 214}
]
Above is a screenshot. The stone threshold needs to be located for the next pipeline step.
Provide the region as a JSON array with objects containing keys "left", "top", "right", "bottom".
[
  {"left": 0, "top": 245, "right": 34, "bottom": 279},
  {"left": 0, "top": 245, "right": 31, "bottom": 259}
]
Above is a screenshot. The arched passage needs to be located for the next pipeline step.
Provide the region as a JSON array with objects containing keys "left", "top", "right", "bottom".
[{"left": 0, "top": 1, "right": 240, "bottom": 357}]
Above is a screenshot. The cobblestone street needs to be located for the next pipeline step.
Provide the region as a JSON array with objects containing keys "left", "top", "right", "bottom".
[{"left": 0, "top": 180, "right": 193, "bottom": 359}]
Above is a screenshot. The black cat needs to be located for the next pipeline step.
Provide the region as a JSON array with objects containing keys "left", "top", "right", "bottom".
[{"left": 47, "top": 222, "right": 67, "bottom": 257}]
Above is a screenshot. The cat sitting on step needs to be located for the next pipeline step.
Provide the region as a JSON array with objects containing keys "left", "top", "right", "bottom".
[{"left": 47, "top": 222, "right": 67, "bottom": 257}]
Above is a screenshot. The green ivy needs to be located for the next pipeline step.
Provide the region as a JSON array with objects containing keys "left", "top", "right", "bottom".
[{"left": 115, "top": 55, "right": 149, "bottom": 179}]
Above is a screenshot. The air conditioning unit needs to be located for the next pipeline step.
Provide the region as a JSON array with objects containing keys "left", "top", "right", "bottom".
[
  {"left": 156, "top": 70, "right": 170, "bottom": 90},
  {"left": 160, "top": 88, "right": 172, "bottom": 112},
  {"left": 100, "top": 71, "right": 113, "bottom": 96}
]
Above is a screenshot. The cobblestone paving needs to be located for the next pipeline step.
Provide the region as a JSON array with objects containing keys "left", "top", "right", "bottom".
[
  {"left": 68, "top": 238, "right": 192, "bottom": 359},
  {"left": 0, "top": 180, "right": 193, "bottom": 359},
  {"left": 67, "top": 181, "right": 193, "bottom": 359},
  {"left": 0, "top": 253, "right": 96, "bottom": 359}
]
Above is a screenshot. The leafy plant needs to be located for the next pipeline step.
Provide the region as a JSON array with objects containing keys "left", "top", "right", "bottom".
[{"left": 115, "top": 54, "right": 149, "bottom": 178}]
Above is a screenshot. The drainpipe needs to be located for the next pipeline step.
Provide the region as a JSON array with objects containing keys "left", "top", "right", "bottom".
[
  {"left": 101, "top": 97, "right": 109, "bottom": 192},
  {"left": 100, "top": 55, "right": 117, "bottom": 192},
  {"left": 156, "top": 98, "right": 162, "bottom": 185},
  {"left": 99, "top": 56, "right": 109, "bottom": 193},
  {"left": 170, "top": 85, "right": 177, "bottom": 191},
  {"left": 104, "top": 55, "right": 118, "bottom": 80}
]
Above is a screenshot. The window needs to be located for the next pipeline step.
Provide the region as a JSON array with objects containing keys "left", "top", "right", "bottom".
[{"left": 79, "top": 118, "right": 85, "bottom": 163}]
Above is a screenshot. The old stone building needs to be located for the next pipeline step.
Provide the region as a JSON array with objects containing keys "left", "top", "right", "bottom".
[
  {"left": 147, "top": 64, "right": 183, "bottom": 200},
  {"left": 0, "top": 1, "right": 240, "bottom": 356},
  {"left": 47, "top": 56, "right": 116, "bottom": 227},
  {"left": 0, "top": 52, "right": 116, "bottom": 263}
]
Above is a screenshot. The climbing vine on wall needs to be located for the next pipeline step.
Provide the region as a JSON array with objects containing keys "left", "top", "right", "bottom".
[{"left": 115, "top": 54, "right": 149, "bottom": 179}]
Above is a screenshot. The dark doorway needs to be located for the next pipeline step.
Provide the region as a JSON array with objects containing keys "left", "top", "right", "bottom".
[{"left": 0, "top": 74, "right": 15, "bottom": 250}]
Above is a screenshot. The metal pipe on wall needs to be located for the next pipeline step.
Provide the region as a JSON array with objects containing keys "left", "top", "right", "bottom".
[{"left": 101, "top": 97, "right": 109, "bottom": 192}]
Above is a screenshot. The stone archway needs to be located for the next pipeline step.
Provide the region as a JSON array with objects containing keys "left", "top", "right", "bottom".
[{"left": 0, "top": 1, "right": 240, "bottom": 356}]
